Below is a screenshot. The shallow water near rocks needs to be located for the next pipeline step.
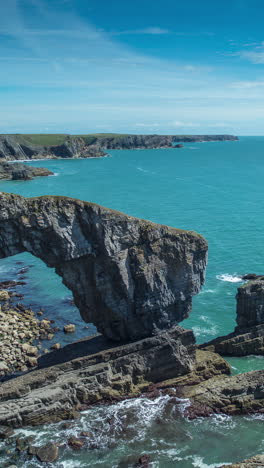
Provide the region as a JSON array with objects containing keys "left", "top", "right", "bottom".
[{"left": 0, "top": 136, "right": 263, "bottom": 466}]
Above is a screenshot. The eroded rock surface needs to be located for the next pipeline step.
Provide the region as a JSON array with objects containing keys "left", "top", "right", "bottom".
[
  {"left": 0, "top": 327, "right": 196, "bottom": 427},
  {"left": 202, "top": 279, "right": 264, "bottom": 356},
  {"left": 177, "top": 369, "right": 264, "bottom": 418},
  {"left": 0, "top": 161, "right": 53, "bottom": 180},
  {"left": 0, "top": 193, "right": 207, "bottom": 341}
]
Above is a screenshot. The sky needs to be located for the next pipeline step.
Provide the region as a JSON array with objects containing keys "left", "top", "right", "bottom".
[{"left": 1, "top": 0, "right": 264, "bottom": 134}]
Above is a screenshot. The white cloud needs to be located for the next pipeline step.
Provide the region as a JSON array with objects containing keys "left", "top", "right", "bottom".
[
  {"left": 111, "top": 27, "right": 171, "bottom": 36},
  {"left": 171, "top": 121, "right": 201, "bottom": 128}
]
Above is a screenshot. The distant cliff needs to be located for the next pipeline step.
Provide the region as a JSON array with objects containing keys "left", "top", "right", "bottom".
[{"left": 0, "top": 133, "right": 238, "bottom": 161}]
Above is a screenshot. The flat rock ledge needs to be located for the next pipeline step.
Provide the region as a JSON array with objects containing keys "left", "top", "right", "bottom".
[
  {"left": 0, "top": 193, "right": 207, "bottom": 341},
  {"left": 219, "top": 454, "right": 264, "bottom": 467},
  {"left": 0, "top": 327, "right": 196, "bottom": 427}
]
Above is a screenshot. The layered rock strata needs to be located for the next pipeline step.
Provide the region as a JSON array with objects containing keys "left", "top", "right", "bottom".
[
  {"left": 0, "top": 327, "right": 196, "bottom": 427},
  {"left": 0, "top": 134, "right": 238, "bottom": 161},
  {"left": 0, "top": 193, "right": 208, "bottom": 341},
  {"left": 0, "top": 161, "right": 53, "bottom": 180},
  {"left": 177, "top": 369, "right": 264, "bottom": 418},
  {"left": 202, "top": 279, "right": 264, "bottom": 355}
]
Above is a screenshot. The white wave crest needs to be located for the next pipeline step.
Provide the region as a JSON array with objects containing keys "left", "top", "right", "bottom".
[
  {"left": 191, "top": 456, "right": 229, "bottom": 467},
  {"left": 216, "top": 274, "right": 243, "bottom": 283}
]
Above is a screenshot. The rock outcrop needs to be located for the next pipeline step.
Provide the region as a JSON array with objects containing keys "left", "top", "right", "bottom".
[
  {"left": 177, "top": 369, "right": 264, "bottom": 418},
  {"left": 202, "top": 279, "right": 264, "bottom": 356},
  {"left": 0, "top": 161, "right": 53, "bottom": 180},
  {"left": 0, "top": 327, "right": 196, "bottom": 427},
  {"left": 220, "top": 455, "right": 264, "bottom": 468},
  {"left": 0, "top": 193, "right": 207, "bottom": 341},
  {"left": 0, "top": 134, "right": 238, "bottom": 161}
]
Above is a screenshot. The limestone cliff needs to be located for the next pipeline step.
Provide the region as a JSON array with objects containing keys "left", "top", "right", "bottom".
[
  {"left": 0, "top": 134, "right": 238, "bottom": 161},
  {"left": 0, "top": 193, "right": 207, "bottom": 341}
]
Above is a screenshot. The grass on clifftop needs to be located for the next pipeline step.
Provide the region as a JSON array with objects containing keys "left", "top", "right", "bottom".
[{"left": 8, "top": 133, "right": 130, "bottom": 147}]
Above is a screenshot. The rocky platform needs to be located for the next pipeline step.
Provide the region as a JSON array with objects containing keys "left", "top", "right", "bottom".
[
  {"left": 0, "top": 134, "right": 238, "bottom": 161},
  {"left": 202, "top": 279, "right": 264, "bottom": 356},
  {"left": 0, "top": 327, "right": 197, "bottom": 427},
  {"left": 220, "top": 455, "right": 264, "bottom": 467},
  {"left": 0, "top": 161, "right": 53, "bottom": 180},
  {"left": 0, "top": 192, "right": 207, "bottom": 341}
]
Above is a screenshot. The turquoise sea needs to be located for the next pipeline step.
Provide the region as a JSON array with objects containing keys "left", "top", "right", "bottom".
[{"left": 0, "top": 136, "right": 263, "bottom": 467}]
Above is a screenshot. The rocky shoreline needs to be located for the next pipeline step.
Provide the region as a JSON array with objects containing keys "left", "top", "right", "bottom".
[
  {"left": 0, "top": 133, "right": 238, "bottom": 161},
  {"left": 0, "top": 192, "right": 263, "bottom": 466},
  {"left": 0, "top": 161, "right": 53, "bottom": 180}
]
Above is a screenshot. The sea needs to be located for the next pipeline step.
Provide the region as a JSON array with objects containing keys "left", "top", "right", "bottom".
[{"left": 0, "top": 136, "right": 263, "bottom": 467}]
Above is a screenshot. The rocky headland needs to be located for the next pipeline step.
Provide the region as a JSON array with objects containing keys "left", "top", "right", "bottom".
[
  {"left": 202, "top": 278, "right": 264, "bottom": 356},
  {"left": 0, "top": 133, "right": 238, "bottom": 161},
  {"left": 0, "top": 192, "right": 207, "bottom": 342},
  {"left": 0, "top": 191, "right": 263, "bottom": 468},
  {"left": 0, "top": 161, "right": 53, "bottom": 180}
]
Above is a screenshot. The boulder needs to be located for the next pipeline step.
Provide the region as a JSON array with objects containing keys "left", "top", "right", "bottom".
[
  {"left": 35, "top": 443, "right": 59, "bottom": 463},
  {"left": 63, "top": 324, "right": 75, "bottom": 334}
]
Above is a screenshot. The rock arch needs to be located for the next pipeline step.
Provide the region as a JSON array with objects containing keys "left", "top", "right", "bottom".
[{"left": 0, "top": 193, "right": 207, "bottom": 341}]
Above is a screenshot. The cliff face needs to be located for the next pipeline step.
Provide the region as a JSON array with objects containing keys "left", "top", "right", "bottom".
[
  {"left": 202, "top": 279, "right": 264, "bottom": 356},
  {"left": 0, "top": 134, "right": 238, "bottom": 161},
  {"left": 0, "top": 193, "right": 208, "bottom": 341}
]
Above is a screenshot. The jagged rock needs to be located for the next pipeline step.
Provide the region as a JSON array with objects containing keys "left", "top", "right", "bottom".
[
  {"left": 0, "top": 161, "right": 53, "bottom": 180},
  {"left": 0, "top": 193, "right": 207, "bottom": 341},
  {"left": 219, "top": 454, "right": 264, "bottom": 467},
  {"left": 0, "top": 327, "right": 196, "bottom": 427},
  {"left": 202, "top": 279, "right": 264, "bottom": 356},
  {"left": 177, "top": 369, "right": 264, "bottom": 418},
  {"left": 236, "top": 280, "right": 264, "bottom": 329}
]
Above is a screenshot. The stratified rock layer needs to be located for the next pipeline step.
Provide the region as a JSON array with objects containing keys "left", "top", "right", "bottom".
[
  {"left": 0, "top": 193, "right": 207, "bottom": 341},
  {"left": 202, "top": 279, "right": 264, "bottom": 356},
  {"left": 0, "top": 327, "right": 196, "bottom": 427}
]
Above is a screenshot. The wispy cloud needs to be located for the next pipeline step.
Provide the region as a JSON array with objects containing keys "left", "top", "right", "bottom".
[
  {"left": 112, "top": 27, "right": 171, "bottom": 36},
  {"left": 230, "top": 81, "right": 264, "bottom": 89}
]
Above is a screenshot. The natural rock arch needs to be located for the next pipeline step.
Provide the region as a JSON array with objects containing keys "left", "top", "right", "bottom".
[{"left": 0, "top": 193, "right": 207, "bottom": 341}]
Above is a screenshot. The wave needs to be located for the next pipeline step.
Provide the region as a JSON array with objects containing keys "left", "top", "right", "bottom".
[
  {"left": 216, "top": 274, "right": 243, "bottom": 283},
  {"left": 191, "top": 456, "right": 229, "bottom": 467}
]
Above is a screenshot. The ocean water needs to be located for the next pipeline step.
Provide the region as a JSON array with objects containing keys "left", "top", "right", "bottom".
[{"left": 0, "top": 136, "right": 263, "bottom": 466}]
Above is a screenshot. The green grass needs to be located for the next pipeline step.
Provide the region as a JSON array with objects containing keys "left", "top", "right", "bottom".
[
  {"left": 15, "top": 134, "right": 68, "bottom": 146},
  {"left": 3, "top": 133, "right": 131, "bottom": 147}
]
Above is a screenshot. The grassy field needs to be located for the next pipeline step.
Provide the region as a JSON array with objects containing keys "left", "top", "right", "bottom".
[{"left": 5, "top": 133, "right": 131, "bottom": 147}]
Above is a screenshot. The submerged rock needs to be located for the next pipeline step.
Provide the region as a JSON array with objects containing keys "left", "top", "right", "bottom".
[{"left": 0, "top": 193, "right": 207, "bottom": 341}]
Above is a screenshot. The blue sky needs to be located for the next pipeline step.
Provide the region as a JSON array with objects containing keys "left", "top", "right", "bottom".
[{"left": 1, "top": 0, "right": 264, "bottom": 134}]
